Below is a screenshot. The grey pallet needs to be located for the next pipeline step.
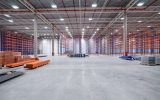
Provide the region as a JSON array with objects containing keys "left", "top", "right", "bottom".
[{"left": 0, "top": 71, "right": 24, "bottom": 83}]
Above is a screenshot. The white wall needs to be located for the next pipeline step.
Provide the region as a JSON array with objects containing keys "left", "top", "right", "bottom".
[
  {"left": 67, "top": 38, "right": 92, "bottom": 54},
  {"left": 39, "top": 39, "right": 52, "bottom": 55},
  {"left": 81, "top": 38, "right": 87, "bottom": 54},
  {"left": 68, "top": 39, "right": 73, "bottom": 51},
  {"left": 89, "top": 38, "right": 96, "bottom": 54},
  {"left": 73, "top": 38, "right": 80, "bottom": 54},
  {"left": 54, "top": 39, "right": 58, "bottom": 55},
  {"left": 38, "top": 38, "right": 98, "bottom": 55},
  {"left": 38, "top": 39, "right": 59, "bottom": 55}
]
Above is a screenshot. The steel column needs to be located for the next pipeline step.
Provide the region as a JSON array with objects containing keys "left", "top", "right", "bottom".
[
  {"left": 33, "top": 15, "right": 38, "bottom": 57},
  {"left": 57, "top": 35, "right": 60, "bottom": 55},
  {"left": 60, "top": 36, "right": 62, "bottom": 55},
  {"left": 79, "top": 38, "right": 82, "bottom": 54},
  {"left": 52, "top": 35, "right": 54, "bottom": 56},
  {"left": 123, "top": 11, "right": 128, "bottom": 56},
  {"left": 88, "top": 39, "right": 90, "bottom": 54}
]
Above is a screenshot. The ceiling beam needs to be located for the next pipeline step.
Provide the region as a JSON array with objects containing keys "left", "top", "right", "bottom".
[
  {"left": 18, "top": 0, "right": 58, "bottom": 35},
  {"left": 97, "top": 0, "right": 140, "bottom": 37},
  {"left": 0, "top": 6, "right": 159, "bottom": 15}
]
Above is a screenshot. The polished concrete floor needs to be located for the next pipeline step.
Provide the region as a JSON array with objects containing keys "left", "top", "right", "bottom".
[{"left": 0, "top": 55, "right": 160, "bottom": 100}]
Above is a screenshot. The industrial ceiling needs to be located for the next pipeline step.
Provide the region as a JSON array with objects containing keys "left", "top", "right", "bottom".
[{"left": 0, "top": 0, "right": 160, "bottom": 38}]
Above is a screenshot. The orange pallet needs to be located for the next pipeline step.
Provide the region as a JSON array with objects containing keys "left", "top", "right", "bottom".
[
  {"left": 5, "top": 60, "right": 37, "bottom": 68},
  {"left": 25, "top": 60, "right": 50, "bottom": 69}
]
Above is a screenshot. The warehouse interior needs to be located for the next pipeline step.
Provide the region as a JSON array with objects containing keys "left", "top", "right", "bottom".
[{"left": 0, "top": 0, "right": 160, "bottom": 100}]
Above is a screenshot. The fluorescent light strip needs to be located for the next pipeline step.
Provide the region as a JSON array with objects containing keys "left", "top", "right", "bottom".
[
  {"left": 8, "top": 19, "right": 13, "bottom": 23},
  {"left": 137, "top": 2, "right": 144, "bottom": 7},
  {"left": 89, "top": 18, "right": 93, "bottom": 21},
  {"left": 12, "top": 5, "right": 19, "bottom": 9},
  {"left": 92, "top": 4, "right": 97, "bottom": 8},
  {"left": 60, "top": 18, "right": 64, "bottom": 21},
  {"left": 51, "top": 4, "right": 57, "bottom": 8},
  {"left": 4, "top": 14, "right": 11, "bottom": 17}
]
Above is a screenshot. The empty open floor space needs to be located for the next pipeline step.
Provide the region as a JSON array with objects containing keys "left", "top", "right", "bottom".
[{"left": 0, "top": 55, "right": 160, "bottom": 100}]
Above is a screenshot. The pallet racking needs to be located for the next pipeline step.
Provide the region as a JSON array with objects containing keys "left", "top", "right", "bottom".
[
  {"left": 105, "top": 30, "right": 160, "bottom": 55},
  {"left": 1, "top": 31, "right": 33, "bottom": 55}
]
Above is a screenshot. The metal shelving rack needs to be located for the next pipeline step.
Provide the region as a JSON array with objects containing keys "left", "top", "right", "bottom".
[
  {"left": 104, "top": 30, "right": 160, "bottom": 55},
  {"left": 1, "top": 31, "right": 33, "bottom": 55}
]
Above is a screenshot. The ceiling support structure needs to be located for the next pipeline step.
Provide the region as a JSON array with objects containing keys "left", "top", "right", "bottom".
[
  {"left": 123, "top": 11, "right": 128, "bottom": 56},
  {"left": 96, "top": 0, "right": 139, "bottom": 38},
  {"left": 18, "top": 0, "right": 58, "bottom": 35},
  {"left": 33, "top": 15, "right": 38, "bottom": 57},
  {"left": 99, "top": 0, "right": 158, "bottom": 38},
  {"left": 1, "top": 7, "right": 159, "bottom": 15},
  {"left": 89, "top": 0, "right": 110, "bottom": 37}
]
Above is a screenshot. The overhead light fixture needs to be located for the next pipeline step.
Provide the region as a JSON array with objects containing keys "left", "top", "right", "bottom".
[
  {"left": 14, "top": 32, "right": 17, "bottom": 33},
  {"left": 87, "top": 26, "right": 89, "bottom": 28},
  {"left": 147, "top": 26, "right": 151, "bottom": 27},
  {"left": 137, "top": 2, "right": 144, "bottom": 7},
  {"left": 121, "top": 17, "right": 124, "bottom": 20},
  {"left": 158, "top": 12, "right": 160, "bottom": 14},
  {"left": 115, "top": 29, "right": 118, "bottom": 32},
  {"left": 111, "top": 33, "right": 113, "bottom": 35},
  {"left": 32, "top": 19, "right": 35, "bottom": 22},
  {"left": 8, "top": 19, "right": 13, "bottom": 23},
  {"left": 92, "top": 3, "right": 97, "bottom": 8},
  {"left": 137, "top": 30, "right": 140, "bottom": 31},
  {"left": 12, "top": 5, "right": 19, "bottom": 9},
  {"left": 138, "top": 20, "right": 142, "bottom": 23},
  {"left": 97, "top": 28, "right": 99, "bottom": 31},
  {"left": 82, "top": 32, "right": 84, "bottom": 34},
  {"left": 82, "top": 28, "right": 85, "bottom": 31},
  {"left": 89, "top": 18, "right": 93, "bottom": 21},
  {"left": 44, "top": 26, "right": 48, "bottom": 29},
  {"left": 66, "top": 28, "right": 69, "bottom": 31},
  {"left": 25, "top": 27, "right": 29, "bottom": 29},
  {"left": 51, "top": 4, "right": 57, "bottom": 8},
  {"left": 60, "top": 18, "right": 64, "bottom": 21},
  {"left": 94, "top": 32, "right": 96, "bottom": 34},
  {"left": 65, "top": 27, "right": 68, "bottom": 29},
  {"left": 4, "top": 14, "right": 11, "bottom": 17}
]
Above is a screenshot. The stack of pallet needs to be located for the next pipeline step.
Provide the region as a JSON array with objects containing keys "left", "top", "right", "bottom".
[
  {"left": 25, "top": 60, "right": 50, "bottom": 69},
  {"left": 0, "top": 52, "right": 3, "bottom": 67},
  {"left": 0, "top": 51, "right": 50, "bottom": 69},
  {"left": 0, "top": 51, "right": 21, "bottom": 67},
  {"left": 0, "top": 51, "right": 39, "bottom": 67}
]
